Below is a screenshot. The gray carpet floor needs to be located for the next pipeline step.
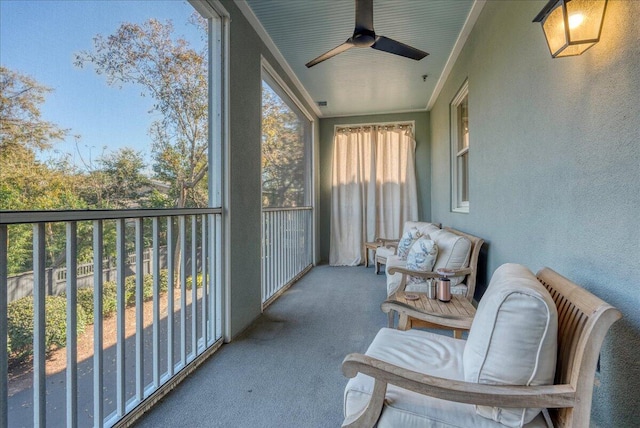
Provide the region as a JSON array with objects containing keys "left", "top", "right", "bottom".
[{"left": 135, "top": 265, "right": 388, "bottom": 428}]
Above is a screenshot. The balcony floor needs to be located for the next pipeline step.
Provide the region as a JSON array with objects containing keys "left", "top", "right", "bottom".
[{"left": 135, "top": 264, "right": 388, "bottom": 427}]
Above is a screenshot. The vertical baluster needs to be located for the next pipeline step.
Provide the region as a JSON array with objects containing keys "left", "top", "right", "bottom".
[
  {"left": 214, "top": 213, "right": 221, "bottom": 341},
  {"left": 135, "top": 218, "right": 144, "bottom": 401},
  {"left": 209, "top": 215, "right": 217, "bottom": 342},
  {"left": 180, "top": 216, "right": 187, "bottom": 365},
  {"left": 307, "top": 210, "right": 311, "bottom": 266},
  {"left": 33, "top": 223, "right": 46, "bottom": 427},
  {"left": 152, "top": 218, "right": 160, "bottom": 388},
  {"left": 93, "top": 220, "right": 104, "bottom": 428},
  {"left": 115, "top": 219, "right": 126, "bottom": 417},
  {"left": 288, "top": 211, "right": 292, "bottom": 283},
  {"left": 295, "top": 211, "right": 299, "bottom": 276},
  {"left": 66, "top": 222, "right": 78, "bottom": 428},
  {"left": 264, "top": 212, "right": 269, "bottom": 302},
  {"left": 167, "top": 218, "right": 174, "bottom": 376},
  {"left": 191, "top": 215, "right": 197, "bottom": 358},
  {"left": 261, "top": 212, "right": 265, "bottom": 303},
  {"left": 276, "top": 212, "right": 281, "bottom": 293},
  {"left": 296, "top": 211, "right": 304, "bottom": 274},
  {"left": 270, "top": 212, "right": 274, "bottom": 299},
  {"left": 0, "top": 225, "right": 8, "bottom": 428},
  {"left": 200, "top": 215, "right": 207, "bottom": 352},
  {"left": 265, "top": 212, "right": 270, "bottom": 301}
]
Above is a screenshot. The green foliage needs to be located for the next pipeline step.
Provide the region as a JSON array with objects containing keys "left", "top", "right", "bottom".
[
  {"left": 261, "top": 83, "right": 308, "bottom": 208},
  {"left": 76, "top": 282, "right": 118, "bottom": 322},
  {"left": 0, "top": 66, "right": 68, "bottom": 152},
  {"left": 74, "top": 270, "right": 169, "bottom": 323},
  {"left": 185, "top": 272, "right": 203, "bottom": 290},
  {"left": 7, "top": 295, "right": 87, "bottom": 362},
  {"left": 80, "top": 148, "right": 152, "bottom": 209},
  {"left": 75, "top": 15, "right": 209, "bottom": 209}
]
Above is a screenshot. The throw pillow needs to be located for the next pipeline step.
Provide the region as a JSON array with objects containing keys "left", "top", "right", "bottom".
[
  {"left": 396, "top": 227, "right": 422, "bottom": 260},
  {"left": 430, "top": 229, "right": 471, "bottom": 286},
  {"left": 405, "top": 237, "right": 438, "bottom": 283}
]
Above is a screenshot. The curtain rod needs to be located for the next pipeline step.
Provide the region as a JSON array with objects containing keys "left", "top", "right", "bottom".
[{"left": 335, "top": 122, "right": 414, "bottom": 133}]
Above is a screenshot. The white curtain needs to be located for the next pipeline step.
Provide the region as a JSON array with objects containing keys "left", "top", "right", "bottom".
[{"left": 330, "top": 124, "right": 418, "bottom": 266}]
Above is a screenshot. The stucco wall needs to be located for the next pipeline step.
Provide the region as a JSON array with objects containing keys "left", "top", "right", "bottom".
[
  {"left": 318, "top": 111, "right": 430, "bottom": 262},
  {"left": 223, "top": 0, "right": 319, "bottom": 339},
  {"left": 429, "top": 1, "right": 640, "bottom": 425}
]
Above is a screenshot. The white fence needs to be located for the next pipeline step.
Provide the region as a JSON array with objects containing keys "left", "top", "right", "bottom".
[
  {"left": 261, "top": 207, "right": 313, "bottom": 305},
  {"left": 6, "top": 247, "right": 168, "bottom": 303}
]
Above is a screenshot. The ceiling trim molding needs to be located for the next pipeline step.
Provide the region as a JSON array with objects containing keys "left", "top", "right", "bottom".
[
  {"left": 426, "top": 0, "right": 487, "bottom": 111},
  {"left": 322, "top": 108, "right": 428, "bottom": 120},
  {"left": 235, "top": 0, "right": 322, "bottom": 118}
]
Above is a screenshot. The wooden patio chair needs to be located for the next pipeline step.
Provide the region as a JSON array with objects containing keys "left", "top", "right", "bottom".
[{"left": 341, "top": 265, "right": 622, "bottom": 427}]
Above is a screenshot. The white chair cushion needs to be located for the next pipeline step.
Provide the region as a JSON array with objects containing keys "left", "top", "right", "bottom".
[
  {"left": 463, "top": 263, "right": 558, "bottom": 427},
  {"left": 405, "top": 237, "right": 438, "bottom": 284},
  {"left": 385, "top": 255, "right": 406, "bottom": 295},
  {"left": 431, "top": 229, "right": 472, "bottom": 286},
  {"left": 344, "top": 328, "right": 547, "bottom": 428},
  {"left": 396, "top": 226, "right": 422, "bottom": 259},
  {"left": 375, "top": 245, "right": 396, "bottom": 260}
]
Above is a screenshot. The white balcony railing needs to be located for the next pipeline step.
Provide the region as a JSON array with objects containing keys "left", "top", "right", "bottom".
[
  {"left": 0, "top": 208, "right": 222, "bottom": 427},
  {"left": 261, "top": 207, "right": 313, "bottom": 306}
]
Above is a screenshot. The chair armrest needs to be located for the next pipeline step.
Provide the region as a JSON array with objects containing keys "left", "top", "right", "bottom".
[
  {"left": 342, "top": 353, "right": 576, "bottom": 409},
  {"left": 376, "top": 238, "right": 399, "bottom": 246},
  {"left": 386, "top": 266, "right": 440, "bottom": 279},
  {"left": 380, "top": 300, "right": 474, "bottom": 330}
]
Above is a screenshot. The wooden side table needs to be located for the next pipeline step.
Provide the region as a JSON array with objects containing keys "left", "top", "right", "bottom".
[
  {"left": 381, "top": 292, "right": 476, "bottom": 338},
  {"left": 363, "top": 241, "right": 382, "bottom": 268}
]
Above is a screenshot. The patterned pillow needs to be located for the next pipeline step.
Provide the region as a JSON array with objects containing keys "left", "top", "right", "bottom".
[
  {"left": 396, "top": 227, "right": 422, "bottom": 260},
  {"left": 406, "top": 237, "right": 438, "bottom": 283}
]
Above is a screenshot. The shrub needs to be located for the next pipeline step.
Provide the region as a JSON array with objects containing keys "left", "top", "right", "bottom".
[
  {"left": 7, "top": 295, "right": 87, "bottom": 362},
  {"left": 185, "top": 273, "right": 204, "bottom": 290},
  {"left": 76, "top": 283, "right": 118, "bottom": 322},
  {"left": 76, "top": 270, "right": 169, "bottom": 320}
]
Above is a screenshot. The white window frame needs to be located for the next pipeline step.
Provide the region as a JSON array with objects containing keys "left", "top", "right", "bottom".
[{"left": 450, "top": 80, "right": 469, "bottom": 213}]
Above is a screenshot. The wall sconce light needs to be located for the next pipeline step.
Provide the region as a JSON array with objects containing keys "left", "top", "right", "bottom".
[{"left": 533, "top": 0, "right": 608, "bottom": 58}]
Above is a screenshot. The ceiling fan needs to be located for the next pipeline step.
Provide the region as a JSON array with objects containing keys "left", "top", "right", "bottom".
[{"left": 305, "top": 0, "right": 429, "bottom": 68}]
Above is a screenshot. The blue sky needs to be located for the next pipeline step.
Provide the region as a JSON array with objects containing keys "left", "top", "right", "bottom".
[{"left": 0, "top": 0, "right": 203, "bottom": 170}]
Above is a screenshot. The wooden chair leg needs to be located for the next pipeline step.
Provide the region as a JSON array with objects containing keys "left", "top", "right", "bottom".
[
  {"left": 387, "top": 311, "right": 395, "bottom": 328},
  {"left": 398, "top": 314, "right": 411, "bottom": 331}
]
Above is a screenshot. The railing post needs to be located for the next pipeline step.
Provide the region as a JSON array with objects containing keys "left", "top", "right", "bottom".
[
  {"left": 66, "top": 222, "right": 78, "bottom": 428},
  {"left": 33, "top": 223, "right": 46, "bottom": 428},
  {"left": 0, "top": 225, "right": 8, "bottom": 428}
]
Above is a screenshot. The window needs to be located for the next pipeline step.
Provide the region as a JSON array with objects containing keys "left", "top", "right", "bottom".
[
  {"left": 451, "top": 80, "right": 469, "bottom": 213},
  {"left": 260, "top": 67, "right": 312, "bottom": 208}
]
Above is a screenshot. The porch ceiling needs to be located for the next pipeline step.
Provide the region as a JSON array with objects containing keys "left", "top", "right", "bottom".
[{"left": 243, "top": 0, "right": 479, "bottom": 118}]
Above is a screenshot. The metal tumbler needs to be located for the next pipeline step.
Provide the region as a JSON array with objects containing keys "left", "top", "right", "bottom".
[
  {"left": 427, "top": 280, "right": 437, "bottom": 299},
  {"left": 437, "top": 278, "right": 451, "bottom": 302}
]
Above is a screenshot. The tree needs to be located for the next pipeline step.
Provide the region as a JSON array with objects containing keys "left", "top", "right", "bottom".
[
  {"left": 74, "top": 16, "right": 209, "bottom": 209},
  {"left": 261, "top": 85, "right": 307, "bottom": 208},
  {"left": 0, "top": 67, "right": 89, "bottom": 274},
  {"left": 0, "top": 66, "right": 68, "bottom": 152},
  {"left": 81, "top": 147, "right": 151, "bottom": 209}
]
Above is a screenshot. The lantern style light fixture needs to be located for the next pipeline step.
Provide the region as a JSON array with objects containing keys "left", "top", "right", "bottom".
[{"left": 533, "top": 0, "right": 608, "bottom": 58}]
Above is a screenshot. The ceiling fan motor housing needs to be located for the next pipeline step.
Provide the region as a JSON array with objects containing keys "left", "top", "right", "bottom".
[{"left": 352, "top": 29, "right": 376, "bottom": 47}]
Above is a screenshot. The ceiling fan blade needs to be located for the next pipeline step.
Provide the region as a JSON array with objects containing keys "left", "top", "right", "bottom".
[
  {"left": 305, "top": 41, "right": 355, "bottom": 68},
  {"left": 355, "top": 0, "right": 374, "bottom": 32},
  {"left": 371, "top": 35, "right": 429, "bottom": 61}
]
